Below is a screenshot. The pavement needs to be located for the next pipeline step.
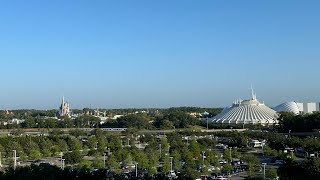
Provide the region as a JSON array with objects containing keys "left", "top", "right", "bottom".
[{"left": 228, "top": 172, "right": 248, "bottom": 180}]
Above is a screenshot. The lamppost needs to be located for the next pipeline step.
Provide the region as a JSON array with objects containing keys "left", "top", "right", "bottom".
[
  {"left": 229, "top": 147, "right": 232, "bottom": 161},
  {"left": 62, "top": 159, "right": 65, "bottom": 170},
  {"left": 170, "top": 157, "right": 173, "bottom": 172},
  {"left": 60, "top": 152, "right": 64, "bottom": 169},
  {"left": 135, "top": 162, "right": 138, "bottom": 177},
  {"left": 262, "top": 163, "right": 267, "bottom": 179},
  {"left": 159, "top": 144, "right": 162, "bottom": 159},
  {"left": 103, "top": 153, "right": 106, "bottom": 168},
  {"left": 202, "top": 151, "right": 205, "bottom": 162},
  {"left": 13, "top": 150, "right": 17, "bottom": 171},
  {"left": 289, "top": 130, "right": 291, "bottom": 138},
  {"left": 0, "top": 152, "right": 2, "bottom": 171}
]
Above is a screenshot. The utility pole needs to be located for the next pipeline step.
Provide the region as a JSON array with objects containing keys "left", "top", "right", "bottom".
[{"left": 13, "top": 150, "right": 17, "bottom": 171}]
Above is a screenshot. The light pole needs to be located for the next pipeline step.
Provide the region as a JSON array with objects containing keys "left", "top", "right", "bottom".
[
  {"left": 60, "top": 152, "right": 64, "bottom": 169},
  {"left": 262, "top": 163, "right": 266, "bottom": 179},
  {"left": 170, "top": 157, "right": 173, "bottom": 172},
  {"left": 229, "top": 147, "right": 232, "bottom": 161},
  {"left": 159, "top": 144, "right": 162, "bottom": 159},
  {"left": 62, "top": 159, "right": 65, "bottom": 170},
  {"left": 135, "top": 162, "right": 138, "bottom": 177},
  {"left": 202, "top": 151, "right": 205, "bottom": 162},
  {"left": 13, "top": 150, "right": 17, "bottom": 171},
  {"left": 103, "top": 153, "right": 106, "bottom": 168},
  {"left": 0, "top": 152, "right": 2, "bottom": 171},
  {"left": 289, "top": 130, "right": 291, "bottom": 138}
]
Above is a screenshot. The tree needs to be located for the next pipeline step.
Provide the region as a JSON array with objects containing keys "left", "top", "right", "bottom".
[
  {"left": 223, "top": 149, "right": 231, "bottom": 161},
  {"left": 147, "top": 154, "right": 158, "bottom": 176},
  {"left": 189, "top": 139, "right": 201, "bottom": 159},
  {"left": 42, "top": 148, "right": 51, "bottom": 158},
  {"left": 68, "top": 138, "right": 82, "bottom": 151},
  {"left": 92, "top": 155, "right": 104, "bottom": 168},
  {"left": 29, "top": 149, "right": 41, "bottom": 160},
  {"left": 78, "top": 159, "right": 91, "bottom": 169},
  {"left": 242, "top": 154, "right": 260, "bottom": 177},
  {"left": 64, "top": 151, "right": 82, "bottom": 164},
  {"left": 106, "top": 154, "right": 120, "bottom": 173},
  {"left": 172, "top": 150, "right": 182, "bottom": 171},
  {"left": 232, "top": 148, "right": 241, "bottom": 159},
  {"left": 222, "top": 163, "right": 233, "bottom": 174},
  {"left": 163, "top": 155, "right": 171, "bottom": 173},
  {"left": 57, "top": 140, "right": 69, "bottom": 152},
  {"left": 88, "top": 136, "right": 98, "bottom": 149},
  {"left": 135, "top": 151, "right": 148, "bottom": 169},
  {"left": 266, "top": 168, "right": 278, "bottom": 179},
  {"left": 181, "top": 166, "right": 200, "bottom": 179},
  {"left": 160, "top": 120, "right": 175, "bottom": 129}
]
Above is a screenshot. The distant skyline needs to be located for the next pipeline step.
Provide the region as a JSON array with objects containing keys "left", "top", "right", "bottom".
[{"left": 0, "top": 0, "right": 320, "bottom": 109}]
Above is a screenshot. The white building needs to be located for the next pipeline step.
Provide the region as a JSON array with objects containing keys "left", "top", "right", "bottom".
[
  {"left": 274, "top": 102, "right": 320, "bottom": 114},
  {"left": 211, "top": 89, "right": 279, "bottom": 125}
]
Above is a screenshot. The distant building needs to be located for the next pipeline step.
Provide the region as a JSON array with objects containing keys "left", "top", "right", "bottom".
[
  {"left": 274, "top": 101, "right": 320, "bottom": 114},
  {"left": 210, "top": 88, "right": 279, "bottom": 125},
  {"left": 57, "top": 97, "right": 71, "bottom": 117}
]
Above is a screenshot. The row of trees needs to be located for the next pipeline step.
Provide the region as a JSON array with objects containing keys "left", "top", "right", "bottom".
[
  {"left": 0, "top": 129, "right": 247, "bottom": 179},
  {"left": 279, "top": 112, "right": 320, "bottom": 132}
]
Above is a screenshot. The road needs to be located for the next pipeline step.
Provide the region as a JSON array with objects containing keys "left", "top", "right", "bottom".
[{"left": 228, "top": 172, "right": 248, "bottom": 180}]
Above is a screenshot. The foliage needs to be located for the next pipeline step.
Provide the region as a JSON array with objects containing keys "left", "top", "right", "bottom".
[{"left": 64, "top": 151, "right": 83, "bottom": 164}]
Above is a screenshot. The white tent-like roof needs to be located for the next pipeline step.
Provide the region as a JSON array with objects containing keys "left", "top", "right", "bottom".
[{"left": 211, "top": 89, "right": 279, "bottom": 125}]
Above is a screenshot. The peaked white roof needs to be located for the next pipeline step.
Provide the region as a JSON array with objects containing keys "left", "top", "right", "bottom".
[{"left": 211, "top": 90, "right": 279, "bottom": 124}]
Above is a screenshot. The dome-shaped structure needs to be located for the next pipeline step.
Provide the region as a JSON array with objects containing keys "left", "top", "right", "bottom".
[
  {"left": 211, "top": 89, "right": 279, "bottom": 125},
  {"left": 274, "top": 101, "right": 300, "bottom": 115}
]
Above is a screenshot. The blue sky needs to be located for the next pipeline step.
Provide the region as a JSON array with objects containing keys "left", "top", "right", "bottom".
[{"left": 0, "top": 0, "right": 319, "bottom": 109}]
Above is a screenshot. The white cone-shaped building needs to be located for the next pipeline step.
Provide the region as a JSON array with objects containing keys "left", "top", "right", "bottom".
[{"left": 211, "top": 90, "right": 279, "bottom": 125}]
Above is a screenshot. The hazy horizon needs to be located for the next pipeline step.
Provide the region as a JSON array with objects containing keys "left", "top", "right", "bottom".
[{"left": 1, "top": 1, "right": 319, "bottom": 109}]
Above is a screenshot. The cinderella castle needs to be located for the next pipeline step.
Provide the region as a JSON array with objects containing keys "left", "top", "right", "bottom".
[{"left": 56, "top": 97, "right": 71, "bottom": 117}]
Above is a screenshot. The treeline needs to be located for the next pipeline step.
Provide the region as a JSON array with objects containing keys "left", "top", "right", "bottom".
[
  {"left": 279, "top": 112, "right": 320, "bottom": 132},
  {"left": 102, "top": 111, "right": 200, "bottom": 130}
]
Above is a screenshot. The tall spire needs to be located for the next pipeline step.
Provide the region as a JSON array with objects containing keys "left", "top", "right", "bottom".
[{"left": 250, "top": 85, "right": 256, "bottom": 100}]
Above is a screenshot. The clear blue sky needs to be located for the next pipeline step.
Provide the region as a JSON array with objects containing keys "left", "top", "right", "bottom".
[{"left": 0, "top": 0, "right": 319, "bottom": 109}]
